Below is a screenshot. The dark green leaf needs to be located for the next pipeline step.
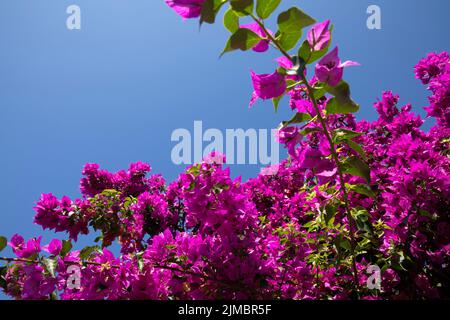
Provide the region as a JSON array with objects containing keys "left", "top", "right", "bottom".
[
  {"left": 223, "top": 8, "right": 239, "bottom": 33},
  {"left": 282, "top": 112, "right": 312, "bottom": 127},
  {"left": 341, "top": 156, "right": 371, "bottom": 183},
  {"left": 256, "top": 0, "right": 281, "bottom": 19},
  {"left": 0, "top": 236, "right": 6, "bottom": 253},
  {"left": 200, "top": 0, "right": 227, "bottom": 25},
  {"left": 230, "top": 0, "right": 254, "bottom": 16},
  {"left": 340, "top": 239, "right": 352, "bottom": 251},
  {"left": 347, "top": 184, "right": 376, "bottom": 198},
  {"left": 278, "top": 30, "right": 302, "bottom": 51},
  {"left": 221, "top": 28, "right": 261, "bottom": 56},
  {"left": 272, "top": 95, "right": 283, "bottom": 112},
  {"left": 325, "top": 81, "right": 359, "bottom": 114},
  {"left": 200, "top": 0, "right": 216, "bottom": 24},
  {"left": 334, "top": 235, "right": 351, "bottom": 252},
  {"left": 324, "top": 204, "right": 337, "bottom": 226},
  {"left": 299, "top": 42, "right": 330, "bottom": 64},
  {"left": 298, "top": 40, "right": 311, "bottom": 60},
  {"left": 277, "top": 7, "right": 316, "bottom": 33},
  {"left": 326, "top": 97, "right": 359, "bottom": 114},
  {"left": 345, "top": 139, "right": 367, "bottom": 159},
  {"left": 310, "top": 85, "right": 327, "bottom": 100},
  {"left": 333, "top": 128, "right": 363, "bottom": 142},
  {"left": 79, "top": 245, "right": 101, "bottom": 261},
  {"left": 352, "top": 208, "right": 372, "bottom": 234},
  {"left": 60, "top": 240, "right": 72, "bottom": 257},
  {"left": 276, "top": 7, "right": 315, "bottom": 51}
]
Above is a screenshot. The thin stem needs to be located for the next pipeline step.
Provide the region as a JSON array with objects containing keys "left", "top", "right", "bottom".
[{"left": 0, "top": 257, "right": 36, "bottom": 264}]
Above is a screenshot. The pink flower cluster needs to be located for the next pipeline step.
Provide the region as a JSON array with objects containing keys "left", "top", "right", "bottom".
[{"left": 2, "top": 53, "right": 448, "bottom": 299}]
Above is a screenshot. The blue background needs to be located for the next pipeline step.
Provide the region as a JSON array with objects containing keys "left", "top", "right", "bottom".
[{"left": 0, "top": 0, "right": 448, "bottom": 299}]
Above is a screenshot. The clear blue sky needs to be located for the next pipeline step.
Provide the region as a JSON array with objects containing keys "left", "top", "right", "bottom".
[{"left": 0, "top": 0, "right": 448, "bottom": 298}]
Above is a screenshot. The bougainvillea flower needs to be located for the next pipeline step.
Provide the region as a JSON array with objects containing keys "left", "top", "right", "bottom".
[
  {"left": 307, "top": 20, "right": 331, "bottom": 51},
  {"left": 315, "top": 47, "right": 360, "bottom": 86},
  {"left": 42, "top": 239, "right": 62, "bottom": 256},
  {"left": 240, "top": 22, "right": 272, "bottom": 53},
  {"left": 276, "top": 56, "right": 293, "bottom": 70},
  {"left": 9, "top": 234, "right": 42, "bottom": 258},
  {"left": 415, "top": 52, "right": 450, "bottom": 84},
  {"left": 276, "top": 126, "right": 301, "bottom": 157},
  {"left": 164, "top": 0, "right": 206, "bottom": 19},
  {"left": 249, "top": 70, "right": 286, "bottom": 107},
  {"left": 298, "top": 147, "right": 323, "bottom": 168}
]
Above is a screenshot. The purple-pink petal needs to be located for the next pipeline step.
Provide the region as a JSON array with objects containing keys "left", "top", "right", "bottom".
[{"left": 165, "top": 0, "right": 206, "bottom": 19}]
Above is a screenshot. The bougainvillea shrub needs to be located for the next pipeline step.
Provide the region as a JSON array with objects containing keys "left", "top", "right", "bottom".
[{"left": 0, "top": 0, "right": 448, "bottom": 300}]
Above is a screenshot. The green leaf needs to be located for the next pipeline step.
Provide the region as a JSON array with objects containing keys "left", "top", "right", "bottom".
[
  {"left": 325, "top": 81, "right": 359, "bottom": 114},
  {"left": 323, "top": 204, "right": 337, "bottom": 226},
  {"left": 334, "top": 235, "right": 351, "bottom": 252},
  {"left": 340, "top": 239, "right": 352, "bottom": 251},
  {"left": 223, "top": 8, "right": 239, "bottom": 33},
  {"left": 276, "top": 7, "right": 315, "bottom": 51},
  {"left": 79, "top": 245, "right": 101, "bottom": 261},
  {"left": 301, "top": 44, "right": 330, "bottom": 64},
  {"left": 221, "top": 28, "right": 261, "bottom": 56},
  {"left": 200, "top": 0, "right": 216, "bottom": 24},
  {"left": 298, "top": 40, "right": 310, "bottom": 57},
  {"left": 43, "top": 257, "right": 57, "bottom": 277},
  {"left": 0, "top": 236, "right": 6, "bottom": 253},
  {"left": 282, "top": 112, "right": 312, "bottom": 127},
  {"left": 60, "top": 240, "right": 72, "bottom": 257},
  {"left": 345, "top": 139, "right": 367, "bottom": 159},
  {"left": 256, "top": 0, "right": 281, "bottom": 19},
  {"left": 277, "top": 7, "right": 316, "bottom": 33},
  {"left": 230, "top": 0, "right": 254, "bottom": 16},
  {"left": 326, "top": 97, "right": 359, "bottom": 115},
  {"left": 347, "top": 184, "right": 376, "bottom": 198},
  {"left": 341, "top": 156, "right": 371, "bottom": 183},
  {"left": 311, "top": 85, "right": 327, "bottom": 100},
  {"left": 272, "top": 95, "right": 283, "bottom": 112},
  {"left": 333, "top": 128, "right": 363, "bottom": 142},
  {"left": 352, "top": 208, "right": 372, "bottom": 234},
  {"left": 277, "top": 30, "right": 302, "bottom": 51}
]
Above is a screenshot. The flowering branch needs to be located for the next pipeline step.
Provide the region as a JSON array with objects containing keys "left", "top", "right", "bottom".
[{"left": 247, "top": 10, "right": 360, "bottom": 288}]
